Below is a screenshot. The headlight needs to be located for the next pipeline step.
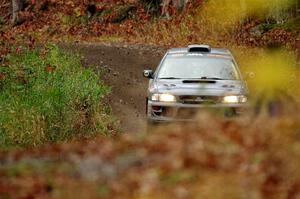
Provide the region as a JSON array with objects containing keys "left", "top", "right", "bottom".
[
  {"left": 222, "top": 95, "right": 247, "bottom": 104},
  {"left": 151, "top": 94, "right": 176, "bottom": 102}
]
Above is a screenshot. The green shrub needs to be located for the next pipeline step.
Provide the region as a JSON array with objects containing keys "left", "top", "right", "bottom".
[{"left": 0, "top": 44, "right": 113, "bottom": 148}]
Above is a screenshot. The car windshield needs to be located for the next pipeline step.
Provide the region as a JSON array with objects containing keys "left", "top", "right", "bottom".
[{"left": 157, "top": 54, "right": 240, "bottom": 80}]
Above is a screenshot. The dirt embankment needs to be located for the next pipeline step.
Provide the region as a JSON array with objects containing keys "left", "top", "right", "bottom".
[{"left": 66, "top": 43, "right": 165, "bottom": 133}]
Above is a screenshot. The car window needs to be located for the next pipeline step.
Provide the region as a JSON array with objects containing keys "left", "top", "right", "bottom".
[{"left": 157, "top": 54, "right": 240, "bottom": 80}]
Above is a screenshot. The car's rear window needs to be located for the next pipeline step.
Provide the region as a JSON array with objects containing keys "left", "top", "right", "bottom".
[{"left": 157, "top": 54, "right": 240, "bottom": 80}]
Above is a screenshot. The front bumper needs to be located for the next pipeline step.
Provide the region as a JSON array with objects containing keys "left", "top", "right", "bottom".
[{"left": 147, "top": 101, "right": 248, "bottom": 122}]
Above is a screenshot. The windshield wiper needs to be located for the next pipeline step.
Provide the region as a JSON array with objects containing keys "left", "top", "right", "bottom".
[
  {"left": 200, "top": 77, "right": 224, "bottom": 80},
  {"left": 159, "top": 77, "right": 181, "bottom": 79},
  {"left": 159, "top": 77, "right": 225, "bottom": 80}
]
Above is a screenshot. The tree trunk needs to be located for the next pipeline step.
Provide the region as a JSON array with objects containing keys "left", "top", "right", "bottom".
[
  {"left": 161, "top": 0, "right": 189, "bottom": 17},
  {"left": 171, "top": 0, "right": 187, "bottom": 11},
  {"left": 11, "top": 0, "right": 19, "bottom": 24},
  {"left": 161, "top": 0, "right": 171, "bottom": 16},
  {"left": 11, "top": 0, "right": 25, "bottom": 25}
]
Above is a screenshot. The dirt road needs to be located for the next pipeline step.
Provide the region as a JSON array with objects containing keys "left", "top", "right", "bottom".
[{"left": 66, "top": 43, "right": 165, "bottom": 133}]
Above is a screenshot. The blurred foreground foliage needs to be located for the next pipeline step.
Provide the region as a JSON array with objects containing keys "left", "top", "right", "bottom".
[
  {"left": 0, "top": 113, "right": 300, "bottom": 199},
  {"left": 0, "top": 45, "right": 115, "bottom": 148},
  {"left": 200, "top": 0, "right": 299, "bottom": 29},
  {"left": 238, "top": 48, "right": 300, "bottom": 97}
]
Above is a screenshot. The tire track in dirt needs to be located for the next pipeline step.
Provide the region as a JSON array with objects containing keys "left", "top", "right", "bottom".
[{"left": 66, "top": 43, "right": 165, "bottom": 133}]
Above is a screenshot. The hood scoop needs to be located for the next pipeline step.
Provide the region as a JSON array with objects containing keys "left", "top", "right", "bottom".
[{"left": 182, "top": 80, "right": 216, "bottom": 84}]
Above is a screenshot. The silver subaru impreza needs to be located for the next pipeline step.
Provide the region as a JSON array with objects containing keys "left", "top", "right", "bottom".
[{"left": 143, "top": 44, "right": 248, "bottom": 123}]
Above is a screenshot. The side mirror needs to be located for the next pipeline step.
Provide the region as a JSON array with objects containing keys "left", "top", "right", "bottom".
[{"left": 143, "top": 70, "right": 154, "bottom": 79}]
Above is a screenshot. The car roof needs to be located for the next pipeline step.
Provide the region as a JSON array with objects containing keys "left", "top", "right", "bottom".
[{"left": 167, "top": 46, "right": 232, "bottom": 56}]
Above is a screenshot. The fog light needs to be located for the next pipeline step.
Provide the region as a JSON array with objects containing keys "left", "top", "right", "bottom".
[
  {"left": 152, "top": 106, "right": 162, "bottom": 112},
  {"left": 151, "top": 94, "right": 176, "bottom": 102},
  {"left": 160, "top": 94, "right": 176, "bottom": 102},
  {"left": 222, "top": 95, "right": 247, "bottom": 104}
]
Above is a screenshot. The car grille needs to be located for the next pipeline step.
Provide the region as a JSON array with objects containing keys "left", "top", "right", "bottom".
[{"left": 179, "top": 95, "right": 220, "bottom": 104}]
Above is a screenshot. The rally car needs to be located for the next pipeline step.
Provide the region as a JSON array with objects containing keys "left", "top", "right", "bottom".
[{"left": 143, "top": 44, "right": 248, "bottom": 123}]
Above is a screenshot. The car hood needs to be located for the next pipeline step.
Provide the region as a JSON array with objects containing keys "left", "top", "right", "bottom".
[{"left": 152, "top": 79, "right": 246, "bottom": 96}]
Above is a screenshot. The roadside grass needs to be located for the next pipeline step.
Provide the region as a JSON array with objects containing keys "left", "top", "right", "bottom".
[{"left": 0, "top": 44, "right": 116, "bottom": 149}]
